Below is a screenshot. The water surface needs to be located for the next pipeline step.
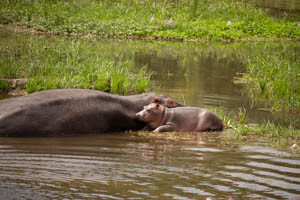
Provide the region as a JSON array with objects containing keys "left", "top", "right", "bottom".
[
  {"left": 0, "top": 134, "right": 299, "bottom": 200},
  {"left": 257, "top": 0, "right": 300, "bottom": 11}
]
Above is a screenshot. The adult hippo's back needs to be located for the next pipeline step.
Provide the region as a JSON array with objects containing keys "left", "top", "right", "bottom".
[{"left": 0, "top": 89, "right": 183, "bottom": 136}]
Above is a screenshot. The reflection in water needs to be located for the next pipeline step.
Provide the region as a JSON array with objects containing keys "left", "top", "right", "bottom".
[
  {"left": 0, "top": 135, "right": 299, "bottom": 199},
  {"left": 134, "top": 44, "right": 244, "bottom": 108}
]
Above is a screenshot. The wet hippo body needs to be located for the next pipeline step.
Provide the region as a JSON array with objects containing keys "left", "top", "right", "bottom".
[
  {"left": 136, "top": 103, "right": 223, "bottom": 132},
  {"left": 0, "top": 89, "right": 182, "bottom": 136}
]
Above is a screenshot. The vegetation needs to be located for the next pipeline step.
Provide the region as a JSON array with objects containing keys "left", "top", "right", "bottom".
[
  {"left": 0, "top": 0, "right": 299, "bottom": 41},
  {"left": 235, "top": 43, "right": 300, "bottom": 112},
  {"left": 213, "top": 106, "right": 300, "bottom": 153},
  {"left": 0, "top": 32, "right": 151, "bottom": 94},
  {"left": 211, "top": 106, "right": 300, "bottom": 138}
]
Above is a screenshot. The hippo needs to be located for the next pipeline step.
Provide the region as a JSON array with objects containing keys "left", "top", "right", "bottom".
[
  {"left": 136, "top": 103, "right": 223, "bottom": 132},
  {"left": 0, "top": 89, "right": 183, "bottom": 136}
]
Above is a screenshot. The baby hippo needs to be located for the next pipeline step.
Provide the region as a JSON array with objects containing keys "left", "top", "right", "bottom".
[{"left": 136, "top": 103, "right": 223, "bottom": 132}]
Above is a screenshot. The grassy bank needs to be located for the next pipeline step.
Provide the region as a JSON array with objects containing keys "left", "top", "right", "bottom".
[
  {"left": 211, "top": 106, "right": 300, "bottom": 138},
  {"left": 0, "top": 0, "right": 299, "bottom": 41},
  {"left": 0, "top": 32, "right": 151, "bottom": 94},
  {"left": 235, "top": 43, "right": 300, "bottom": 113},
  {"left": 129, "top": 130, "right": 300, "bottom": 153}
]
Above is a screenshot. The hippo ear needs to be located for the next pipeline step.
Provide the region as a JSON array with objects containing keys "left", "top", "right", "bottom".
[
  {"left": 154, "top": 103, "right": 161, "bottom": 111},
  {"left": 152, "top": 97, "right": 161, "bottom": 104},
  {"left": 166, "top": 98, "right": 175, "bottom": 107}
]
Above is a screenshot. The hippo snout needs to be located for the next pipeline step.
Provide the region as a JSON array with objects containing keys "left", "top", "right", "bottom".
[
  {"left": 136, "top": 112, "right": 142, "bottom": 119},
  {"left": 136, "top": 110, "right": 146, "bottom": 120}
]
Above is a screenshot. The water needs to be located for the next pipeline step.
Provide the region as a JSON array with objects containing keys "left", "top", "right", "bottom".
[
  {"left": 257, "top": 0, "right": 300, "bottom": 11},
  {"left": 0, "top": 134, "right": 299, "bottom": 199}
]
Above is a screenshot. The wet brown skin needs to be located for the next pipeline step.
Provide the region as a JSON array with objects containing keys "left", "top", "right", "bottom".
[
  {"left": 136, "top": 103, "right": 223, "bottom": 132},
  {"left": 0, "top": 89, "right": 183, "bottom": 136}
]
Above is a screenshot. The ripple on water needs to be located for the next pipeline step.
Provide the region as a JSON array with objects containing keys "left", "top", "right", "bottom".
[
  {"left": 182, "top": 147, "right": 224, "bottom": 152},
  {"left": 248, "top": 154, "right": 300, "bottom": 166},
  {"left": 173, "top": 185, "right": 213, "bottom": 196},
  {"left": 239, "top": 145, "right": 291, "bottom": 157},
  {"left": 1, "top": 136, "right": 300, "bottom": 199}
]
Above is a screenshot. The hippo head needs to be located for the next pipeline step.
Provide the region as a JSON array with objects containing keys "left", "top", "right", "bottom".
[
  {"left": 136, "top": 103, "right": 164, "bottom": 128},
  {"left": 151, "top": 96, "right": 183, "bottom": 108}
]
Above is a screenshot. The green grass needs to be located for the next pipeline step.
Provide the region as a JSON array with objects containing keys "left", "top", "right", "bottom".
[
  {"left": 0, "top": 80, "right": 9, "bottom": 92},
  {"left": 234, "top": 43, "right": 300, "bottom": 112},
  {"left": 0, "top": 32, "right": 151, "bottom": 94},
  {"left": 210, "top": 106, "right": 300, "bottom": 138},
  {"left": 0, "top": 0, "right": 299, "bottom": 41}
]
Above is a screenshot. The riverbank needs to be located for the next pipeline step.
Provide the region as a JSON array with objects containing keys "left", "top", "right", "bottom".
[
  {"left": 234, "top": 42, "right": 300, "bottom": 113},
  {"left": 128, "top": 130, "right": 300, "bottom": 154},
  {"left": 127, "top": 106, "right": 300, "bottom": 153},
  {"left": 0, "top": 0, "right": 299, "bottom": 42}
]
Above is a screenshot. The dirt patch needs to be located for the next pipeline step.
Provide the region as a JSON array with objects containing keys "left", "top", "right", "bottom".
[{"left": 0, "top": 78, "right": 28, "bottom": 96}]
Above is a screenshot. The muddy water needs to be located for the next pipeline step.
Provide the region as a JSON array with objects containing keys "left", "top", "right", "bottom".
[
  {"left": 0, "top": 134, "right": 300, "bottom": 200},
  {"left": 257, "top": 0, "right": 300, "bottom": 11}
]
